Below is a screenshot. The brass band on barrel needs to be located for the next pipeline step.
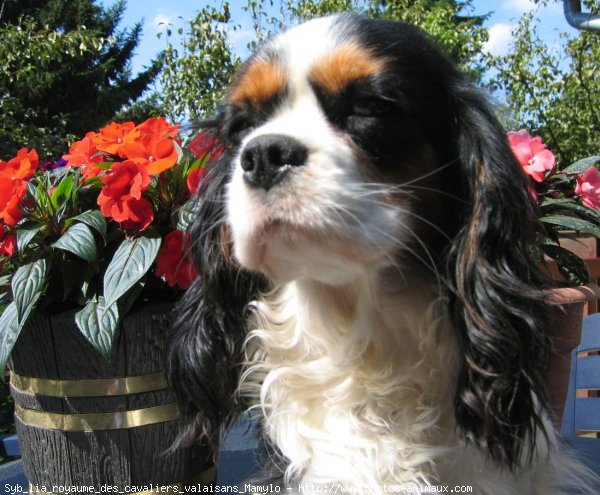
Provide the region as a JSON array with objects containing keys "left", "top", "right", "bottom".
[
  {"left": 28, "top": 466, "right": 217, "bottom": 494},
  {"left": 15, "top": 403, "right": 179, "bottom": 431},
  {"left": 10, "top": 371, "right": 169, "bottom": 397},
  {"left": 576, "top": 429, "right": 600, "bottom": 438}
]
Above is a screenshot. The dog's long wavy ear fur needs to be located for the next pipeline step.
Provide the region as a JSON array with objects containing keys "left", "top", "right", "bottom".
[
  {"left": 168, "top": 127, "right": 267, "bottom": 451},
  {"left": 445, "top": 80, "right": 552, "bottom": 470}
]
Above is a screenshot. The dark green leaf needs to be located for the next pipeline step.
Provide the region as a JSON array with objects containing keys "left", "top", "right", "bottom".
[
  {"left": 562, "top": 156, "right": 600, "bottom": 175},
  {"left": 0, "top": 302, "right": 22, "bottom": 374},
  {"left": 103, "top": 236, "right": 161, "bottom": 309},
  {"left": 53, "top": 223, "right": 98, "bottom": 264},
  {"left": 50, "top": 174, "right": 74, "bottom": 209},
  {"left": 177, "top": 198, "right": 200, "bottom": 231},
  {"left": 541, "top": 243, "right": 590, "bottom": 285},
  {"left": 70, "top": 210, "right": 107, "bottom": 242},
  {"left": 74, "top": 296, "right": 120, "bottom": 360},
  {"left": 16, "top": 223, "right": 43, "bottom": 253},
  {"left": 541, "top": 215, "right": 600, "bottom": 238},
  {"left": 11, "top": 259, "right": 49, "bottom": 327}
]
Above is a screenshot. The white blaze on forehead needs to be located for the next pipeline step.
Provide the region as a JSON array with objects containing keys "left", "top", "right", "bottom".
[{"left": 270, "top": 15, "right": 341, "bottom": 95}]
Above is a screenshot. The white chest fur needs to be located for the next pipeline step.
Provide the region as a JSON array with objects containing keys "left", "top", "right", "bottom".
[{"left": 242, "top": 274, "right": 469, "bottom": 488}]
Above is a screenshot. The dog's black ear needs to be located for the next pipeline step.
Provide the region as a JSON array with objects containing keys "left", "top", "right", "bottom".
[
  {"left": 168, "top": 136, "right": 267, "bottom": 451},
  {"left": 445, "top": 81, "right": 552, "bottom": 470}
]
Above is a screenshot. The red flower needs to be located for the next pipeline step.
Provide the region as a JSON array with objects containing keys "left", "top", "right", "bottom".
[
  {"left": 155, "top": 230, "right": 198, "bottom": 289},
  {"left": 507, "top": 130, "right": 555, "bottom": 182},
  {"left": 0, "top": 229, "right": 17, "bottom": 258},
  {"left": 186, "top": 167, "right": 206, "bottom": 194},
  {"left": 98, "top": 160, "right": 154, "bottom": 233},
  {"left": 93, "top": 122, "right": 136, "bottom": 156},
  {"left": 189, "top": 132, "right": 224, "bottom": 160},
  {"left": 575, "top": 167, "right": 600, "bottom": 211}
]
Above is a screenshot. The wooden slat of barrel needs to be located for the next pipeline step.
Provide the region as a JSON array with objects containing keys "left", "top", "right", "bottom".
[{"left": 9, "top": 303, "right": 212, "bottom": 491}]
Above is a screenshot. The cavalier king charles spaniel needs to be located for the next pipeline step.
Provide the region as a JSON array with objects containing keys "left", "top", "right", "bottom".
[{"left": 169, "top": 14, "right": 593, "bottom": 493}]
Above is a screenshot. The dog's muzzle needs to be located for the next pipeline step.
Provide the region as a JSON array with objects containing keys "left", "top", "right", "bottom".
[{"left": 240, "top": 134, "right": 308, "bottom": 191}]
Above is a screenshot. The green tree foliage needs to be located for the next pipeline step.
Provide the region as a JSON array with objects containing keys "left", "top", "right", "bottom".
[
  {"left": 160, "top": 3, "right": 241, "bottom": 123},
  {"left": 0, "top": 0, "right": 161, "bottom": 160},
  {"left": 159, "top": 0, "right": 488, "bottom": 122},
  {"left": 486, "top": 1, "right": 600, "bottom": 165}
]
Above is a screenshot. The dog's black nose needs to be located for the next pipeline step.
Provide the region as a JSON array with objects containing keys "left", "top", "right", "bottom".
[{"left": 240, "top": 134, "right": 308, "bottom": 191}]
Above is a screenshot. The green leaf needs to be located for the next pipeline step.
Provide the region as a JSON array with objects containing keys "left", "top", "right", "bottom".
[
  {"left": 541, "top": 215, "right": 600, "bottom": 238},
  {"left": 103, "top": 236, "right": 161, "bottom": 309},
  {"left": 16, "top": 223, "right": 43, "bottom": 253},
  {"left": 53, "top": 223, "right": 98, "bottom": 264},
  {"left": 541, "top": 243, "right": 590, "bottom": 285},
  {"left": 0, "top": 302, "right": 22, "bottom": 374},
  {"left": 11, "top": 259, "right": 49, "bottom": 327},
  {"left": 562, "top": 156, "right": 600, "bottom": 175},
  {"left": 74, "top": 296, "right": 120, "bottom": 360},
  {"left": 50, "top": 174, "right": 74, "bottom": 209},
  {"left": 176, "top": 198, "right": 199, "bottom": 231},
  {"left": 70, "top": 210, "right": 107, "bottom": 242}
]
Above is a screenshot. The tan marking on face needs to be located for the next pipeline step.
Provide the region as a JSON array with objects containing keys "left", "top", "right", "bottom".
[
  {"left": 230, "top": 59, "right": 287, "bottom": 106},
  {"left": 309, "top": 43, "right": 386, "bottom": 95}
]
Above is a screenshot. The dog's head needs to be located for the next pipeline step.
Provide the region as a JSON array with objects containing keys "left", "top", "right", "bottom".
[{"left": 170, "top": 14, "right": 551, "bottom": 470}]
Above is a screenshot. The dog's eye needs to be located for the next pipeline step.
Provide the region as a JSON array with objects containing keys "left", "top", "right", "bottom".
[
  {"left": 351, "top": 97, "right": 393, "bottom": 118},
  {"left": 227, "top": 116, "right": 255, "bottom": 143}
]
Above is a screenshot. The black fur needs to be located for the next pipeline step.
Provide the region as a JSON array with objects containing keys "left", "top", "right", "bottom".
[
  {"left": 169, "top": 13, "right": 552, "bottom": 473},
  {"left": 168, "top": 135, "right": 268, "bottom": 451}
]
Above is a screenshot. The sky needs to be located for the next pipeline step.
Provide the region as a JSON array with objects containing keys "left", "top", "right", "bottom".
[{"left": 97, "top": 0, "right": 578, "bottom": 77}]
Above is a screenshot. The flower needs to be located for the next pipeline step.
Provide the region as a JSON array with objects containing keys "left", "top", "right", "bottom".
[
  {"left": 1, "top": 147, "right": 39, "bottom": 180},
  {"left": 189, "top": 132, "right": 224, "bottom": 160},
  {"left": 62, "top": 132, "right": 104, "bottom": 179},
  {"left": 155, "top": 230, "right": 198, "bottom": 289},
  {"left": 575, "top": 167, "right": 600, "bottom": 211},
  {"left": 0, "top": 229, "right": 17, "bottom": 258},
  {"left": 0, "top": 117, "right": 206, "bottom": 362},
  {"left": 187, "top": 166, "right": 206, "bottom": 194},
  {"left": 98, "top": 160, "right": 153, "bottom": 233},
  {"left": 507, "top": 130, "right": 556, "bottom": 182},
  {"left": 0, "top": 148, "right": 39, "bottom": 226},
  {"left": 93, "top": 122, "right": 136, "bottom": 156},
  {"left": 508, "top": 130, "right": 600, "bottom": 284},
  {"left": 120, "top": 135, "right": 179, "bottom": 175}
]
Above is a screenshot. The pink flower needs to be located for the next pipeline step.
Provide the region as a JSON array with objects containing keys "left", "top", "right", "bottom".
[
  {"left": 575, "top": 167, "right": 600, "bottom": 210},
  {"left": 507, "top": 130, "right": 556, "bottom": 182}
]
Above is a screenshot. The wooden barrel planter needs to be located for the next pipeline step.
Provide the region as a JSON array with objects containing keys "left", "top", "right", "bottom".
[{"left": 8, "top": 302, "right": 214, "bottom": 493}]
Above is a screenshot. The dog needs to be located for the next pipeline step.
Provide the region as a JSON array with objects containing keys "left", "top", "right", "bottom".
[{"left": 169, "top": 13, "right": 592, "bottom": 493}]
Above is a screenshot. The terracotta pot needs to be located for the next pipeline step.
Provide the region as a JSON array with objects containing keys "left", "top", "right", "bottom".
[{"left": 545, "top": 283, "right": 600, "bottom": 428}]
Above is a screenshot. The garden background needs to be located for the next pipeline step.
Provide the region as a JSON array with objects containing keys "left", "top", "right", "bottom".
[{"left": 1, "top": 0, "right": 598, "bottom": 463}]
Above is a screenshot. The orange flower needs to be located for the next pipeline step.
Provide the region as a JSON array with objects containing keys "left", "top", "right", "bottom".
[
  {"left": 97, "top": 160, "right": 154, "bottom": 233},
  {"left": 62, "top": 132, "right": 104, "bottom": 179},
  {"left": 120, "top": 135, "right": 178, "bottom": 175},
  {"left": 136, "top": 117, "right": 180, "bottom": 139},
  {"left": 189, "top": 132, "right": 224, "bottom": 160},
  {"left": 0, "top": 148, "right": 38, "bottom": 227},
  {"left": 1, "top": 147, "right": 39, "bottom": 180},
  {"left": 154, "top": 229, "right": 198, "bottom": 289},
  {"left": 93, "top": 122, "right": 136, "bottom": 156}
]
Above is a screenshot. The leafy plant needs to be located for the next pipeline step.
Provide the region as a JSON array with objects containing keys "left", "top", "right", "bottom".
[
  {"left": 507, "top": 130, "right": 600, "bottom": 283},
  {"left": 0, "top": 118, "right": 217, "bottom": 369}
]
